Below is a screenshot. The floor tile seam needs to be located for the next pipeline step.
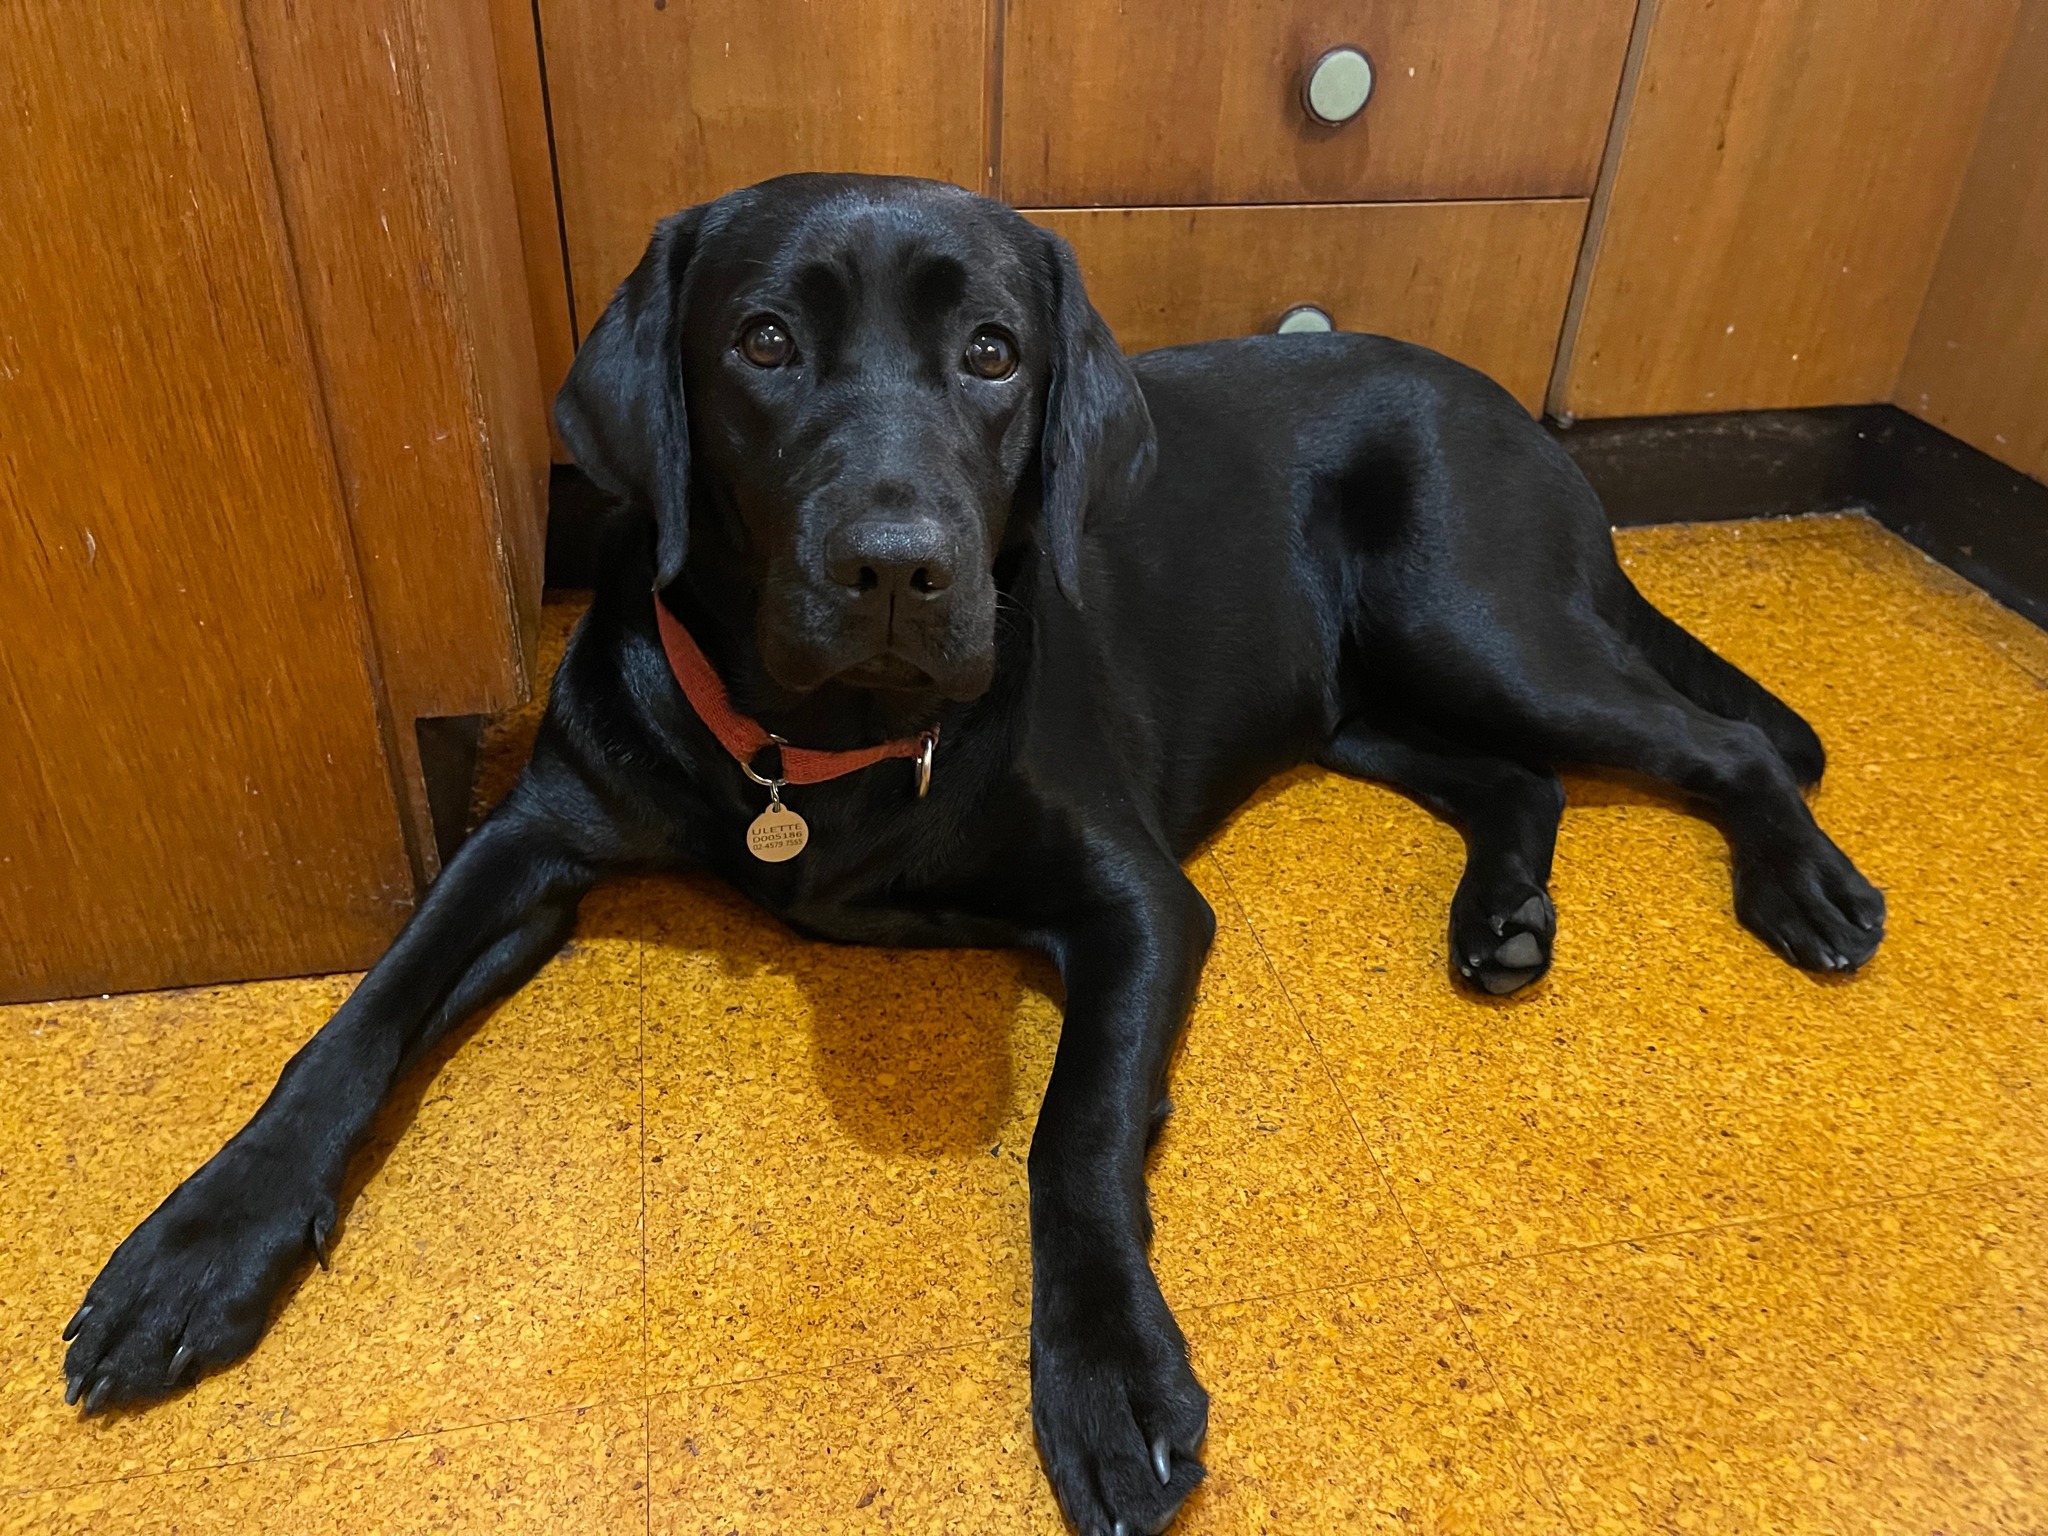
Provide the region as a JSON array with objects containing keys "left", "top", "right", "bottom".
[
  {"left": 1424, "top": 1170, "right": 2036, "bottom": 1286},
  {"left": 642, "top": 1324, "right": 1035, "bottom": 1404},
  {"left": 1424, "top": 1169, "right": 2041, "bottom": 1516},
  {"left": 1421, "top": 1172, "right": 2042, "bottom": 1517},
  {"left": 0, "top": 1390, "right": 650, "bottom": 1499},
  {"left": 638, "top": 935, "right": 652, "bottom": 1536},
  {"left": 1203, "top": 854, "right": 1588, "bottom": 1529},
  {"left": 1175, "top": 1256, "right": 1443, "bottom": 1321},
  {"left": 1199, "top": 852, "right": 1420, "bottom": 1233},
  {"left": 1842, "top": 737, "right": 2048, "bottom": 772}
]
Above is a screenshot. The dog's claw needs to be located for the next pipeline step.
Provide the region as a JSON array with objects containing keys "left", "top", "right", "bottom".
[
  {"left": 63, "top": 1303, "right": 91, "bottom": 1342},
  {"left": 82, "top": 1377, "right": 110, "bottom": 1416},
  {"left": 64, "top": 1373, "right": 84, "bottom": 1407},
  {"left": 1151, "top": 1436, "right": 1172, "bottom": 1485},
  {"left": 168, "top": 1344, "right": 195, "bottom": 1386},
  {"left": 310, "top": 1213, "right": 333, "bottom": 1270}
]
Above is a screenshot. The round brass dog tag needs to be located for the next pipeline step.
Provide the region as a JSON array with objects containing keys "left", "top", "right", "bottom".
[{"left": 746, "top": 801, "right": 810, "bottom": 862}]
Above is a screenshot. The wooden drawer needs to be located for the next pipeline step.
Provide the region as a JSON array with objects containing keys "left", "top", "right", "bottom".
[
  {"left": 1003, "top": 0, "right": 1635, "bottom": 208},
  {"left": 539, "top": 0, "right": 988, "bottom": 310},
  {"left": 1029, "top": 201, "right": 1586, "bottom": 413}
]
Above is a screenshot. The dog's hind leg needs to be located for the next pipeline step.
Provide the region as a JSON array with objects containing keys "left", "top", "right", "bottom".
[
  {"left": 1413, "top": 625, "right": 1883, "bottom": 974},
  {"left": 1320, "top": 715, "right": 1566, "bottom": 995},
  {"left": 61, "top": 773, "right": 615, "bottom": 1413},
  {"left": 1614, "top": 582, "right": 1826, "bottom": 786}
]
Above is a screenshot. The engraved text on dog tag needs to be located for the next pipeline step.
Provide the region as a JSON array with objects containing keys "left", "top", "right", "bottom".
[{"left": 746, "top": 799, "right": 809, "bottom": 862}]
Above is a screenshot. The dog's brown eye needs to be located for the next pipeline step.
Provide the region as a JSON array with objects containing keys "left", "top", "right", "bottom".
[
  {"left": 738, "top": 316, "right": 794, "bottom": 368},
  {"left": 964, "top": 327, "right": 1017, "bottom": 380}
]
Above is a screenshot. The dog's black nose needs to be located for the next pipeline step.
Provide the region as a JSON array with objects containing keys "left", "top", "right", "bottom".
[{"left": 824, "top": 519, "right": 955, "bottom": 598}]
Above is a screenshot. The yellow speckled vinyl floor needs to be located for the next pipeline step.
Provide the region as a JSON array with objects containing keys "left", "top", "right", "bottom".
[{"left": 5, "top": 514, "right": 2048, "bottom": 1534}]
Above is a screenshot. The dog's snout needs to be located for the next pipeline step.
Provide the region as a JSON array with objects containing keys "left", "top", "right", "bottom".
[{"left": 824, "top": 518, "right": 956, "bottom": 599}]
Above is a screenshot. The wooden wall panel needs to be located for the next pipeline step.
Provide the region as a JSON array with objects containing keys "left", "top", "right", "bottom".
[
  {"left": 0, "top": 5, "right": 413, "bottom": 1000},
  {"left": 1005, "top": 0, "right": 1636, "bottom": 208},
  {"left": 1559, "top": 0, "right": 2020, "bottom": 419},
  {"left": 1898, "top": 0, "right": 2048, "bottom": 485},
  {"left": 539, "top": 0, "right": 989, "bottom": 314},
  {"left": 486, "top": 0, "right": 579, "bottom": 452},
  {"left": 1031, "top": 201, "right": 1587, "bottom": 413},
  {"left": 417, "top": 0, "right": 553, "bottom": 678},
  {"left": 244, "top": 0, "right": 549, "bottom": 878}
]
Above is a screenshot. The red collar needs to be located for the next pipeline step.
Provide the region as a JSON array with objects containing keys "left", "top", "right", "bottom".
[{"left": 653, "top": 599, "right": 938, "bottom": 787}]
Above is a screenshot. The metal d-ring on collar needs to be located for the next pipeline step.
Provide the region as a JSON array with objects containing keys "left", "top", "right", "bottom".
[
  {"left": 740, "top": 734, "right": 789, "bottom": 792},
  {"left": 913, "top": 731, "right": 934, "bottom": 798}
]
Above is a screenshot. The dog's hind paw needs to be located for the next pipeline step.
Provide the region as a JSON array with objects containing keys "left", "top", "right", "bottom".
[
  {"left": 1733, "top": 830, "right": 1885, "bottom": 973},
  {"left": 1452, "top": 884, "right": 1556, "bottom": 996}
]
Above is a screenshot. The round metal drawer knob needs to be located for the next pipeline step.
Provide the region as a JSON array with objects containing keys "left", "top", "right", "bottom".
[
  {"left": 1275, "top": 305, "right": 1335, "bottom": 335},
  {"left": 1303, "top": 46, "right": 1374, "bottom": 127}
]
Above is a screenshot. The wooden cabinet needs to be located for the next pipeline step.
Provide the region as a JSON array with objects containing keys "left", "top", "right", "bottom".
[
  {"left": 538, "top": 0, "right": 990, "bottom": 315},
  {"left": 16, "top": 0, "right": 2039, "bottom": 999},
  {"left": 2, "top": 6, "right": 415, "bottom": 1000},
  {"left": 1031, "top": 202, "right": 1585, "bottom": 411},
  {"left": 1002, "top": 0, "right": 1636, "bottom": 207},
  {"left": 1898, "top": 0, "right": 2048, "bottom": 485},
  {"left": 519, "top": 0, "right": 1599, "bottom": 419},
  {"left": 1, "top": 0, "right": 547, "bottom": 1001},
  {"left": 1556, "top": 0, "right": 2021, "bottom": 418}
]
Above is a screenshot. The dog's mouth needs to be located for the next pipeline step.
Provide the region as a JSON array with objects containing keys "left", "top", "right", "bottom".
[{"left": 834, "top": 654, "right": 937, "bottom": 691}]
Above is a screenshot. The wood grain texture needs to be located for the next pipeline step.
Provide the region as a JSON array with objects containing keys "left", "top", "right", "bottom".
[
  {"left": 245, "top": 0, "right": 547, "bottom": 717},
  {"left": 1003, "top": 0, "right": 1636, "bottom": 208},
  {"left": 539, "top": 0, "right": 988, "bottom": 311},
  {"left": 244, "top": 0, "right": 548, "bottom": 879},
  {"left": 486, "top": 0, "right": 579, "bottom": 452},
  {"left": 417, "top": 0, "right": 553, "bottom": 682},
  {"left": 1897, "top": 0, "right": 2048, "bottom": 484},
  {"left": 1029, "top": 201, "right": 1588, "bottom": 413},
  {"left": 0, "top": 3, "right": 413, "bottom": 999},
  {"left": 1561, "top": 0, "right": 2021, "bottom": 419}
]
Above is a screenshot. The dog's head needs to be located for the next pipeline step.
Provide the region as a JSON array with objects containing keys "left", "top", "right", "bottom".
[{"left": 555, "top": 174, "right": 1154, "bottom": 703}]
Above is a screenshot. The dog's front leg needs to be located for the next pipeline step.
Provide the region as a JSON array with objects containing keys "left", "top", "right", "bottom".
[
  {"left": 1029, "top": 856, "right": 1215, "bottom": 1536},
  {"left": 61, "top": 785, "right": 612, "bottom": 1413}
]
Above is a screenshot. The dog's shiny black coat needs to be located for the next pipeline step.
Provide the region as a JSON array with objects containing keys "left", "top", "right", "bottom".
[{"left": 66, "top": 175, "right": 1883, "bottom": 1534}]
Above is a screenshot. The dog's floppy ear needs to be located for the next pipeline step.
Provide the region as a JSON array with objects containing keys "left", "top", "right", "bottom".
[
  {"left": 1037, "top": 228, "right": 1156, "bottom": 604},
  {"left": 554, "top": 206, "right": 705, "bottom": 590}
]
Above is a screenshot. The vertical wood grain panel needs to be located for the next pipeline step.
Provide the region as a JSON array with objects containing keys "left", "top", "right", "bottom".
[
  {"left": 539, "top": 0, "right": 988, "bottom": 312},
  {"left": 1897, "top": 0, "right": 2048, "bottom": 484},
  {"left": 0, "top": 3, "right": 413, "bottom": 999},
  {"left": 1005, "top": 0, "right": 1637, "bottom": 208},
  {"left": 244, "top": 0, "right": 546, "bottom": 718},
  {"left": 416, "top": 0, "right": 553, "bottom": 675},
  {"left": 1030, "top": 201, "right": 1587, "bottom": 413},
  {"left": 486, "top": 0, "right": 580, "bottom": 446},
  {"left": 244, "top": 0, "right": 548, "bottom": 878},
  {"left": 1561, "top": 0, "right": 2020, "bottom": 419}
]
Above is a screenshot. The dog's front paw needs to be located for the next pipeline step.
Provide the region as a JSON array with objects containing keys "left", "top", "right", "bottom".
[
  {"left": 62, "top": 1139, "right": 334, "bottom": 1414},
  {"left": 1451, "top": 878, "right": 1555, "bottom": 996},
  {"left": 1031, "top": 1271, "right": 1208, "bottom": 1535}
]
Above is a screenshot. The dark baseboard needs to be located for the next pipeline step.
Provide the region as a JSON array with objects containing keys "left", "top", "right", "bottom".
[
  {"left": 1549, "top": 403, "right": 2048, "bottom": 631},
  {"left": 544, "top": 462, "right": 621, "bottom": 592},
  {"left": 543, "top": 404, "right": 2048, "bottom": 632},
  {"left": 415, "top": 714, "right": 483, "bottom": 868}
]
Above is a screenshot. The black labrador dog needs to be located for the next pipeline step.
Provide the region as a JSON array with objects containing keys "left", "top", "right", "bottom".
[{"left": 65, "top": 173, "right": 1883, "bottom": 1534}]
